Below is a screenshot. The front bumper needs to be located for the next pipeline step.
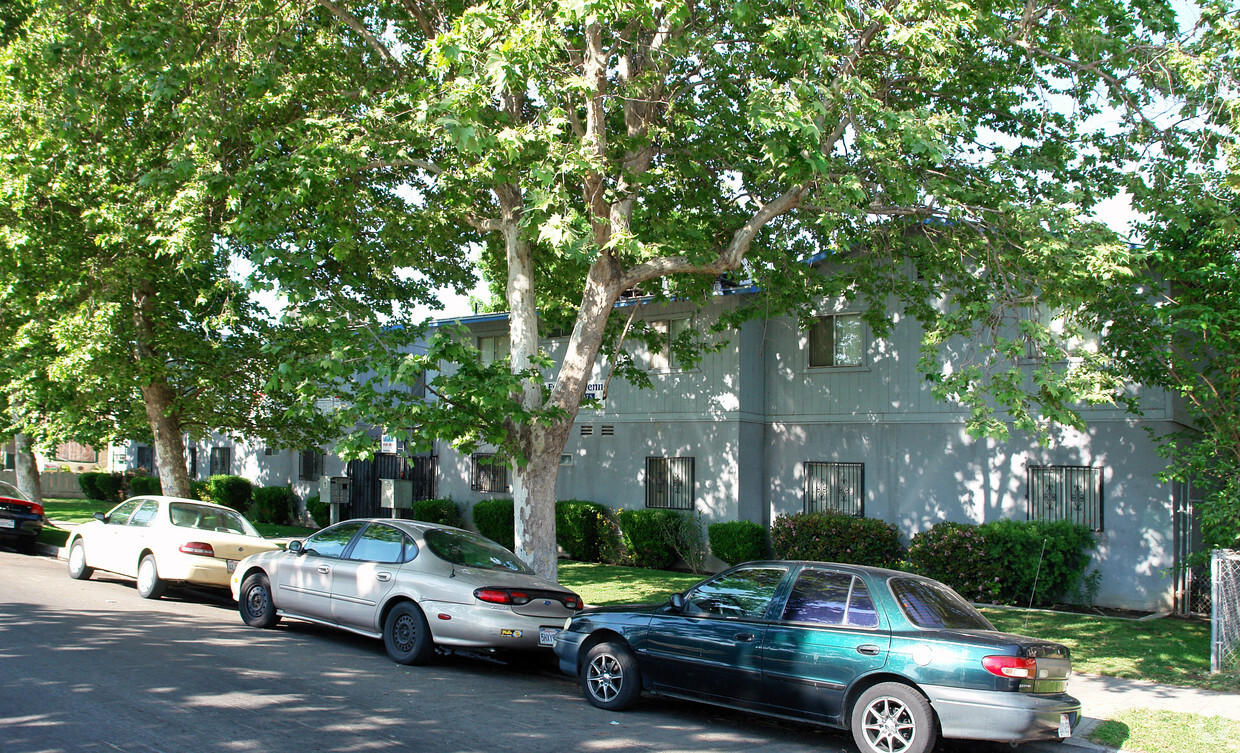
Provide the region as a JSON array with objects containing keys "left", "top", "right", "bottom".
[
  {"left": 924, "top": 684, "right": 1081, "bottom": 742},
  {"left": 552, "top": 627, "right": 589, "bottom": 676}
]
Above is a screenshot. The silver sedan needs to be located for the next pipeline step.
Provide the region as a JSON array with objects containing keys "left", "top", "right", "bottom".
[{"left": 230, "top": 518, "right": 583, "bottom": 664}]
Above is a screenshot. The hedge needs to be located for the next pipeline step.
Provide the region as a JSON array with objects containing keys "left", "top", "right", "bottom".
[
  {"left": 555, "top": 500, "right": 614, "bottom": 562},
  {"left": 129, "top": 475, "right": 162, "bottom": 496},
  {"left": 305, "top": 494, "right": 329, "bottom": 528},
  {"left": 708, "top": 520, "right": 768, "bottom": 565},
  {"left": 250, "top": 486, "right": 297, "bottom": 525},
  {"left": 409, "top": 498, "right": 463, "bottom": 528},
  {"left": 908, "top": 519, "right": 1095, "bottom": 606},
  {"left": 770, "top": 511, "right": 904, "bottom": 568},
  {"left": 78, "top": 472, "right": 125, "bottom": 504},
  {"left": 615, "top": 508, "right": 681, "bottom": 570},
  {"left": 472, "top": 498, "right": 515, "bottom": 551},
  {"left": 205, "top": 475, "right": 253, "bottom": 514}
]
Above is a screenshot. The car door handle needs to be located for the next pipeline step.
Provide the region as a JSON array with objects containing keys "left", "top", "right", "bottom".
[
  {"left": 376, "top": 572, "right": 392, "bottom": 582},
  {"left": 734, "top": 633, "right": 757, "bottom": 643},
  {"left": 317, "top": 566, "right": 331, "bottom": 574},
  {"left": 857, "top": 644, "right": 882, "bottom": 656}
]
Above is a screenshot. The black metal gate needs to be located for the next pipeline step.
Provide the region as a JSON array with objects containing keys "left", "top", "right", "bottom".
[{"left": 345, "top": 454, "right": 438, "bottom": 519}]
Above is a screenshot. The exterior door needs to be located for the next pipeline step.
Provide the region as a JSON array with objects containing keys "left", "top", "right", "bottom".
[
  {"left": 329, "top": 523, "right": 406, "bottom": 632},
  {"left": 762, "top": 568, "right": 891, "bottom": 723},
  {"left": 276, "top": 521, "right": 364, "bottom": 620},
  {"left": 643, "top": 565, "right": 788, "bottom": 706}
]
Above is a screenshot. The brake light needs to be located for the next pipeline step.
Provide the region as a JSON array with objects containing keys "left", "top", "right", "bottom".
[
  {"left": 29, "top": 502, "right": 44, "bottom": 517},
  {"left": 179, "top": 542, "right": 215, "bottom": 557},
  {"left": 564, "top": 594, "right": 583, "bottom": 610},
  {"left": 983, "top": 655, "right": 1038, "bottom": 679},
  {"left": 509, "top": 590, "right": 531, "bottom": 605},
  {"left": 474, "top": 588, "right": 512, "bottom": 604}
]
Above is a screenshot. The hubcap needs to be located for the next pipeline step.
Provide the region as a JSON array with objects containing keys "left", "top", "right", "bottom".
[
  {"left": 70, "top": 545, "right": 84, "bottom": 571},
  {"left": 862, "top": 696, "right": 916, "bottom": 753},
  {"left": 586, "top": 653, "right": 623, "bottom": 702},
  {"left": 247, "top": 585, "right": 268, "bottom": 615},
  {"left": 139, "top": 560, "right": 155, "bottom": 590},
  {"left": 393, "top": 614, "right": 416, "bottom": 653}
]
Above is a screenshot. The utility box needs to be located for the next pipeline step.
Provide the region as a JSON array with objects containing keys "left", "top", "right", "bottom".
[
  {"left": 380, "top": 478, "right": 413, "bottom": 509},
  {"left": 320, "top": 476, "right": 351, "bottom": 525}
]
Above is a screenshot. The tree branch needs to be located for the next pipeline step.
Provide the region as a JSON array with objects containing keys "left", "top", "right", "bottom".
[{"left": 317, "top": 0, "right": 403, "bottom": 71}]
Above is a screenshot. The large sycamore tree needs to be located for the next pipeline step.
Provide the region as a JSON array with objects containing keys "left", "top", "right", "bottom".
[
  {"left": 0, "top": 0, "right": 470, "bottom": 494},
  {"left": 247, "top": 0, "right": 1235, "bottom": 579}
]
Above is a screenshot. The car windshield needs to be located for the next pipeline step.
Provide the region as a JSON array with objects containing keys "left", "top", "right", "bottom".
[
  {"left": 423, "top": 528, "right": 532, "bottom": 573},
  {"left": 168, "top": 502, "right": 259, "bottom": 537},
  {"left": 0, "top": 480, "right": 30, "bottom": 501},
  {"left": 890, "top": 577, "right": 994, "bottom": 630}
]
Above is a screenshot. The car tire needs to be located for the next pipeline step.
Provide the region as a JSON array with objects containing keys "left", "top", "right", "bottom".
[
  {"left": 851, "top": 682, "right": 937, "bottom": 753},
  {"left": 581, "top": 640, "right": 642, "bottom": 711},
  {"left": 67, "top": 540, "right": 93, "bottom": 580},
  {"left": 383, "top": 602, "right": 434, "bottom": 665},
  {"left": 135, "top": 554, "right": 167, "bottom": 600},
  {"left": 239, "top": 572, "right": 281, "bottom": 629}
]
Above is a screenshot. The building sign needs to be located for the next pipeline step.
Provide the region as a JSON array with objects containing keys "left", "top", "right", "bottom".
[
  {"left": 544, "top": 381, "right": 607, "bottom": 403},
  {"left": 381, "top": 434, "right": 397, "bottom": 454}
]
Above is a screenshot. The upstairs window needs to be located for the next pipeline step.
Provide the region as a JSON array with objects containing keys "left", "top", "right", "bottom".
[
  {"left": 804, "top": 462, "right": 864, "bottom": 516},
  {"left": 647, "top": 318, "right": 691, "bottom": 371},
  {"left": 808, "top": 314, "right": 864, "bottom": 368},
  {"left": 1027, "top": 465, "right": 1103, "bottom": 531},
  {"left": 478, "top": 335, "right": 510, "bottom": 366}
]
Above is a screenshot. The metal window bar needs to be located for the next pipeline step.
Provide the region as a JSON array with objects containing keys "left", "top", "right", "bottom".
[
  {"left": 803, "top": 462, "right": 865, "bottom": 516},
  {"left": 646, "top": 457, "right": 695, "bottom": 510},
  {"left": 1027, "top": 466, "right": 1103, "bottom": 531},
  {"left": 472, "top": 454, "right": 510, "bottom": 493}
]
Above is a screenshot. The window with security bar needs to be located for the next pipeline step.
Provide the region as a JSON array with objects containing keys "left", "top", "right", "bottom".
[
  {"left": 300, "top": 449, "right": 324, "bottom": 481},
  {"left": 804, "top": 462, "right": 865, "bottom": 516},
  {"left": 1027, "top": 465, "right": 1103, "bottom": 531},
  {"left": 472, "top": 453, "right": 511, "bottom": 493},
  {"left": 646, "top": 457, "right": 695, "bottom": 510}
]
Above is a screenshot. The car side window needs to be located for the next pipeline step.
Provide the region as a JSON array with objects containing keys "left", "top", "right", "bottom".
[
  {"left": 129, "top": 500, "right": 160, "bottom": 528},
  {"left": 684, "top": 567, "right": 787, "bottom": 619},
  {"left": 782, "top": 570, "right": 880, "bottom": 628},
  {"left": 106, "top": 500, "right": 139, "bottom": 525},
  {"left": 303, "top": 522, "right": 364, "bottom": 558},
  {"left": 348, "top": 524, "right": 412, "bottom": 564}
]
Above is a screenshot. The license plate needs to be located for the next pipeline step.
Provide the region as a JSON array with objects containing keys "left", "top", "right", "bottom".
[
  {"left": 1058, "top": 714, "right": 1073, "bottom": 738},
  {"left": 226, "top": 560, "right": 238, "bottom": 573},
  {"left": 539, "top": 626, "right": 559, "bottom": 646},
  {"left": 0, "top": 519, "right": 14, "bottom": 529}
]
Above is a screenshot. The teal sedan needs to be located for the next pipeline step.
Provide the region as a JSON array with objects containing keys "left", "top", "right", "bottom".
[{"left": 553, "top": 561, "right": 1080, "bottom": 753}]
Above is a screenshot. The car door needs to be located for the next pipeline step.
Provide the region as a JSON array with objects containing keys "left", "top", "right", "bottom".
[
  {"left": 329, "top": 523, "right": 407, "bottom": 632},
  {"left": 762, "top": 567, "right": 891, "bottom": 723},
  {"left": 643, "top": 565, "right": 788, "bottom": 706},
  {"left": 91, "top": 499, "right": 141, "bottom": 575},
  {"left": 276, "top": 521, "right": 365, "bottom": 621},
  {"left": 113, "top": 499, "right": 161, "bottom": 576}
]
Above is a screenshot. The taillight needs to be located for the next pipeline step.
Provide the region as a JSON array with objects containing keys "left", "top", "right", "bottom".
[
  {"left": 564, "top": 594, "right": 583, "bottom": 610},
  {"left": 29, "top": 502, "right": 44, "bottom": 517},
  {"left": 509, "top": 590, "right": 531, "bottom": 605},
  {"left": 983, "top": 655, "right": 1038, "bottom": 679},
  {"left": 474, "top": 588, "right": 512, "bottom": 604},
  {"left": 179, "top": 542, "right": 215, "bottom": 557}
]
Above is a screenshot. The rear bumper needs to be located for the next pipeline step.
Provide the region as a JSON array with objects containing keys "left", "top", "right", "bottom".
[
  {"left": 924, "top": 685, "right": 1081, "bottom": 742},
  {"left": 0, "top": 514, "right": 43, "bottom": 542},
  {"left": 422, "top": 600, "right": 565, "bottom": 651}
]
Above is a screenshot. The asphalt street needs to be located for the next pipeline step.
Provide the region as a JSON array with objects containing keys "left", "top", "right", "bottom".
[{"left": 0, "top": 550, "right": 1048, "bottom": 753}]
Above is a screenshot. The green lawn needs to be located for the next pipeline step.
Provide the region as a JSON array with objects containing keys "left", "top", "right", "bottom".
[
  {"left": 558, "top": 561, "right": 704, "bottom": 606},
  {"left": 1088, "top": 709, "right": 1240, "bottom": 753}
]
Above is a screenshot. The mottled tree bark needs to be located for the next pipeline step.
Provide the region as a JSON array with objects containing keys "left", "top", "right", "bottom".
[{"left": 14, "top": 433, "right": 43, "bottom": 506}]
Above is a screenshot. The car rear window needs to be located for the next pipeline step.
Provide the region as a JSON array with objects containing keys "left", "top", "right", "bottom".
[
  {"left": 424, "top": 528, "right": 532, "bottom": 573},
  {"left": 890, "top": 577, "right": 994, "bottom": 630},
  {"left": 168, "top": 502, "right": 259, "bottom": 537}
]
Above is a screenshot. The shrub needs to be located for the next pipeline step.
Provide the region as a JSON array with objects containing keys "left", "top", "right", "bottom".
[
  {"left": 555, "top": 500, "right": 614, "bottom": 562},
  {"left": 128, "top": 475, "right": 162, "bottom": 496},
  {"left": 305, "top": 494, "right": 329, "bottom": 528},
  {"left": 79, "top": 472, "right": 125, "bottom": 503},
  {"left": 78, "top": 472, "right": 104, "bottom": 501},
  {"left": 907, "top": 519, "right": 1096, "bottom": 606},
  {"left": 250, "top": 486, "right": 297, "bottom": 525},
  {"left": 770, "top": 511, "right": 904, "bottom": 568},
  {"left": 189, "top": 480, "right": 210, "bottom": 502},
  {"left": 616, "top": 509, "right": 680, "bottom": 570},
  {"left": 410, "top": 498, "right": 462, "bottom": 527},
  {"left": 708, "top": 520, "right": 769, "bottom": 565},
  {"left": 472, "top": 499, "right": 515, "bottom": 551},
  {"left": 207, "top": 475, "right": 252, "bottom": 514}
]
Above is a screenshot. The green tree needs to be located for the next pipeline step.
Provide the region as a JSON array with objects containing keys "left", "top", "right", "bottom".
[{"left": 245, "top": 0, "right": 1233, "bottom": 580}]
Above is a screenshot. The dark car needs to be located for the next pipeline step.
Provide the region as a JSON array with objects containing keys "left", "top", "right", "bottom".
[
  {"left": 554, "top": 561, "right": 1080, "bottom": 753},
  {"left": 0, "top": 480, "right": 44, "bottom": 553}
]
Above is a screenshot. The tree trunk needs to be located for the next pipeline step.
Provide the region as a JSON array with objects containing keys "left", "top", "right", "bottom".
[
  {"left": 14, "top": 433, "right": 43, "bottom": 506},
  {"left": 133, "top": 281, "right": 192, "bottom": 499}
]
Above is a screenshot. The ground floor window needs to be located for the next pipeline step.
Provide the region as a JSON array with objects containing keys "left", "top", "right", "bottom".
[
  {"left": 471, "top": 453, "right": 511, "bottom": 493},
  {"left": 209, "top": 447, "right": 231, "bottom": 476},
  {"left": 300, "top": 449, "right": 324, "bottom": 481},
  {"left": 646, "top": 456, "right": 695, "bottom": 510},
  {"left": 1027, "top": 465, "right": 1103, "bottom": 531},
  {"left": 803, "top": 462, "right": 864, "bottom": 516}
]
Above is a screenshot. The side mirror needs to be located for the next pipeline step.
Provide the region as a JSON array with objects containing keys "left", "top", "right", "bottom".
[
  {"left": 287, "top": 540, "right": 304, "bottom": 555},
  {"left": 668, "top": 593, "right": 686, "bottom": 612},
  {"left": 93, "top": 512, "right": 107, "bottom": 523}
]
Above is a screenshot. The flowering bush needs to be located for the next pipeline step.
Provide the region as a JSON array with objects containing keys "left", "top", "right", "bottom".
[
  {"left": 907, "top": 522, "right": 1003, "bottom": 603},
  {"left": 770, "top": 511, "right": 904, "bottom": 568}
]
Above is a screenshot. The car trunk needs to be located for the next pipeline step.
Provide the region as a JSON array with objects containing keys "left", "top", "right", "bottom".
[{"left": 460, "top": 568, "right": 580, "bottom": 618}]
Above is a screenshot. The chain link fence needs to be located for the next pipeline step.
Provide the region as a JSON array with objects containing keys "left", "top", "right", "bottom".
[{"left": 1212, "top": 549, "right": 1240, "bottom": 674}]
